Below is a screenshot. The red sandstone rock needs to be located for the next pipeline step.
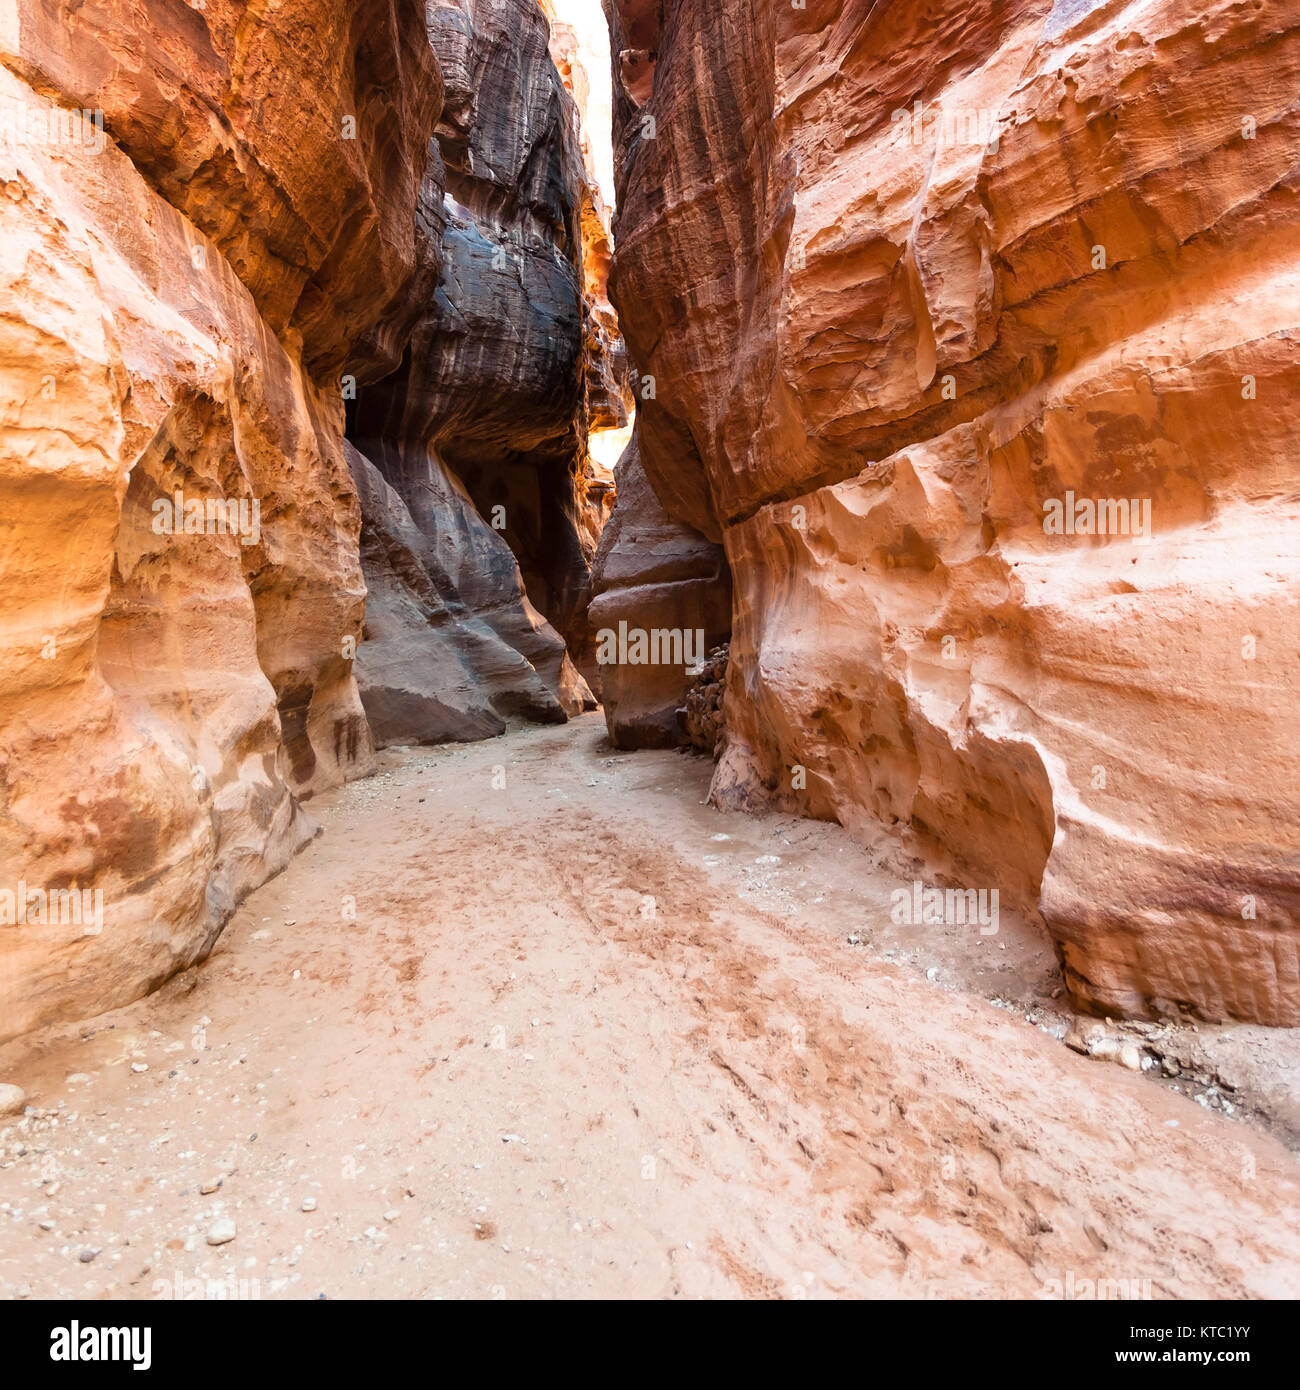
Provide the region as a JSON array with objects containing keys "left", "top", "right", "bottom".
[
  {"left": 0, "top": 0, "right": 619, "bottom": 1039},
  {"left": 0, "top": 0, "right": 617, "bottom": 1040},
  {"left": 0, "top": 19, "right": 424, "bottom": 1035},
  {"left": 605, "top": 0, "right": 1300, "bottom": 1025},
  {"left": 4, "top": 0, "right": 442, "bottom": 381},
  {"left": 589, "top": 438, "right": 732, "bottom": 747}
]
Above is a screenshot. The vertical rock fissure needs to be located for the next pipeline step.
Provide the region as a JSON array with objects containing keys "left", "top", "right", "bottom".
[{"left": 343, "top": 0, "right": 635, "bottom": 746}]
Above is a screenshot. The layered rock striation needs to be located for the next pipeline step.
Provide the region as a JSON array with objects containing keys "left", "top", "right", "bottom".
[
  {"left": 0, "top": 0, "right": 614, "bottom": 1040},
  {"left": 0, "top": 0, "right": 446, "bottom": 1041},
  {"left": 348, "top": 0, "right": 627, "bottom": 732},
  {"left": 601, "top": 0, "right": 1300, "bottom": 1025},
  {"left": 589, "top": 0, "right": 735, "bottom": 747}
]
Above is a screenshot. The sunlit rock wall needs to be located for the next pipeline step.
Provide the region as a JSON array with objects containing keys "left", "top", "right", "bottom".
[
  {"left": 0, "top": 0, "right": 443, "bottom": 1040},
  {"left": 603, "top": 0, "right": 1300, "bottom": 1025}
]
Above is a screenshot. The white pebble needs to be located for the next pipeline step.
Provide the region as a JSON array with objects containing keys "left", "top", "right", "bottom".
[{"left": 206, "top": 1219, "right": 237, "bottom": 1246}]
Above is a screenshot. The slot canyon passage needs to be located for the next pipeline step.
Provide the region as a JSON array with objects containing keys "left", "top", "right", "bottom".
[{"left": 0, "top": 0, "right": 1299, "bottom": 1303}]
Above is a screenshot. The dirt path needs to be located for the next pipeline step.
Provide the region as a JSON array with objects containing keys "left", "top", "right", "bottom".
[{"left": 2, "top": 716, "right": 1299, "bottom": 1299}]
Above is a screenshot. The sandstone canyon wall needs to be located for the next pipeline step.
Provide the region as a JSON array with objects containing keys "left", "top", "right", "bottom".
[
  {"left": 589, "top": 0, "right": 734, "bottom": 749},
  {"left": 0, "top": 0, "right": 612, "bottom": 1041},
  {"left": 349, "top": 0, "right": 627, "bottom": 734},
  {"left": 601, "top": 0, "right": 1300, "bottom": 1025},
  {"left": 589, "top": 437, "right": 733, "bottom": 747}
]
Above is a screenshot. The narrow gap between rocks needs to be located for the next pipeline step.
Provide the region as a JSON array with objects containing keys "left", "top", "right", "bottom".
[{"left": 1, "top": 0, "right": 1296, "bottom": 1309}]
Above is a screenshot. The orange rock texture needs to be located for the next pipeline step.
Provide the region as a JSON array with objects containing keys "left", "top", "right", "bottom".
[
  {"left": 601, "top": 0, "right": 1300, "bottom": 1024},
  {"left": 0, "top": 0, "right": 445, "bottom": 1040},
  {"left": 0, "top": 1, "right": 611, "bottom": 1040}
]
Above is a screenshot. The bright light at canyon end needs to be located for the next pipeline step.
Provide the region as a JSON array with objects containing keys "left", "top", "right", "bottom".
[
  {"left": 544, "top": 0, "right": 617, "bottom": 210},
  {"left": 589, "top": 422, "right": 632, "bottom": 472}
]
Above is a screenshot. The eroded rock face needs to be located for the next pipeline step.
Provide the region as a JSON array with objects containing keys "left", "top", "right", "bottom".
[
  {"left": 605, "top": 0, "right": 1300, "bottom": 1024},
  {"left": 349, "top": 0, "right": 614, "bottom": 725},
  {"left": 589, "top": 439, "right": 731, "bottom": 747},
  {"left": 589, "top": 0, "right": 734, "bottom": 745},
  {"left": 4, "top": 0, "right": 443, "bottom": 382},
  {"left": 346, "top": 441, "right": 568, "bottom": 741},
  {"left": 0, "top": 0, "right": 616, "bottom": 1042},
  {"left": 0, "top": 2, "right": 442, "bottom": 1041}
]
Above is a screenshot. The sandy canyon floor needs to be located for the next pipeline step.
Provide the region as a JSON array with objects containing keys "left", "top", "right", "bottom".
[{"left": 2, "top": 716, "right": 1299, "bottom": 1300}]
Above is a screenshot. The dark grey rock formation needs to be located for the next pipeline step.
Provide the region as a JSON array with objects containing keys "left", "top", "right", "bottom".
[{"left": 348, "top": 0, "right": 610, "bottom": 742}]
